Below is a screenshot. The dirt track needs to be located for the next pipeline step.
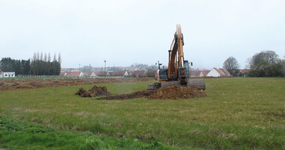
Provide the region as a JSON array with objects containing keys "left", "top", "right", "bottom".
[{"left": 0, "top": 78, "right": 156, "bottom": 91}]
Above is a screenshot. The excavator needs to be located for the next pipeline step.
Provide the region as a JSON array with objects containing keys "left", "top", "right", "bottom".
[{"left": 147, "top": 24, "right": 206, "bottom": 90}]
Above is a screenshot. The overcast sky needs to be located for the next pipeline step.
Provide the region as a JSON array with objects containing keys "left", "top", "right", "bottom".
[{"left": 0, "top": 0, "right": 284, "bottom": 69}]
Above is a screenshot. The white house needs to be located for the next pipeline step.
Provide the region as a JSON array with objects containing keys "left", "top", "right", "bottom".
[
  {"left": 66, "top": 72, "right": 84, "bottom": 77},
  {"left": 84, "top": 72, "right": 97, "bottom": 77},
  {"left": 113, "top": 70, "right": 128, "bottom": 76},
  {"left": 2, "top": 72, "right": 16, "bottom": 78},
  {"left": 206, "top": 68, "right": 222, "bottom": 77}
]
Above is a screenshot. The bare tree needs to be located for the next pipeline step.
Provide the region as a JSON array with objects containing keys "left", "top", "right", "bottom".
[
  {"left": 223, "top": 56, "right": 240, "bottom": 75},
  {"left": 249, "top": 50, "right": 279, "bottom": 67},
  {"left": 248, "top": 50, "right": 282, "bottom": 77}
]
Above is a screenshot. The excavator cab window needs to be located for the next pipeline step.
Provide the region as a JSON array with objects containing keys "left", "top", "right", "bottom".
[
  {"left": 184, "top": 60, "right": 190, "bottom": 78},
  {"left": 159, "top": 68, "right": 168, "bottom": 79}
]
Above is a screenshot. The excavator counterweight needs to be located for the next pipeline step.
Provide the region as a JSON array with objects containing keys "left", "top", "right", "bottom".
[{"left": 147, "top": 24, "right": 206, "bottom": 91}]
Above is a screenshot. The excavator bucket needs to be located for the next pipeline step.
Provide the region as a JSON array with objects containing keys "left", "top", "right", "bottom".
[
  {"left": 187, "top": 79, "right": 206, "bottom": 90},
  {"left": 161, "top": 80, "right": 205, "bottom": 90}
]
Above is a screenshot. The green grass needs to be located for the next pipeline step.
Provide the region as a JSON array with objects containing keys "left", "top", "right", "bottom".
[
  {"left": 0, "top": 78, "right": 285, "bottom": 149},
  {"left": 0, "top": 116, "right": 174, "bottom": 150}
]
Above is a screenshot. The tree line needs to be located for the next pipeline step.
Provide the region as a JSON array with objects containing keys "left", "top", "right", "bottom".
[
  {"left": 0, "top": 58, "right": 31, "bottom": 75},
  {"left": 0, "top": 52, "right": 61, "bottom": 76},
  {"left": 223, "top": 50, "right": 285, "bottom": 77},
  {"left": 30, "top": 52, "right": 61, "bottom": 75}
]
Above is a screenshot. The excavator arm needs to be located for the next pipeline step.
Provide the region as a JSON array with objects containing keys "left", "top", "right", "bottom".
[{"left": 167, "top": 24, "right": 187, "bottom": 85}]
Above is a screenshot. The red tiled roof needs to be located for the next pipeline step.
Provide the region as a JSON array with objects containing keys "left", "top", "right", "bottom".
[
  {"left": 113, "top": 70, "right": 127, "bottom": 76},
  {"left": 239, "top": 69, "right": 249, "bottom": 73},
  {"left": 66, "top": 72, "right": 82, "bottom": 77},
  {"left": 134, "top": 70, "right": 145, "bottom": 77},
  {"left": 84, "top": 72, "right": 95, "bottom": 76},
  {"left": 214, "top": 68, "right": 223, "bottom": 75},
  {"left": 190, "top": 70, "right": 201, "bottom": 76},
  {"left": 218, "top": 68, "right": 227, "bottom": 76},
  {"left": 95, "top": 71, "right": 108, "bottom": 76},
  {"left": 223, "top": 69, "right": 230, "bottom": 75},
  {"left": 201, "top": 70, "right": 210, "bottom": 76}
]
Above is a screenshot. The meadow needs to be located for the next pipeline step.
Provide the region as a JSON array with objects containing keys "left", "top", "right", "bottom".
[{"left": 0, "top": 77, "right": 284, "bottom": 149}]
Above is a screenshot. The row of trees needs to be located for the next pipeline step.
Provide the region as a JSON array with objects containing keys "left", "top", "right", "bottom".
[
  {"left": 223, "top": 50, "right": 285, "bottom": 77},
  {"left": 30, "top": 52, "right": 61, "bottom": 75},
  {"left": 0, "top": 52, "right": 62, "bottom": 76},
  {"left": 0, "top": 58, "right": 31, "bottom": 75}
]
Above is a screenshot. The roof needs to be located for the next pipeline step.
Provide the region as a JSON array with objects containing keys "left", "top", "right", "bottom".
[
  {"left": 223, "top": 69, "right": 231, "bottom": 75},
  {"left": 66, "top": 72, "right": 82, "bottom": 77},
  {"left": 95, "top": 71, "right": 108, "bottom": 76},
  {"left": 201, "top": 70, "right": 210, "bottom": 76},
  {"left": 84, "top": 72, "right": 95, "bottom": 76},
  {"left": 113, "top": 70, "right": 127, "bottom": 76},
  {"left": 190, "top": 70, "right": 201, "bottom": 76},
  {"left": 218, "top": 68, "right": 227, "bottom": 76},
  {"left": 239, "top": 69, "right": 249, "bottom": 73},
  {"left": 190, "top": 70, "right": 211, "bottom": 77},
  {"left": 59, "top": 72, "right": 66, "bottom": 76},
  {"left": 134, "top": 70, "right": 145, "bottom": 76},
  {"left": 214, "top": 68, "right": 223, "bottom": 75}
]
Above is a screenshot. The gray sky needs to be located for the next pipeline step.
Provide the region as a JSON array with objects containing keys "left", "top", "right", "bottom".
[{"left": 1, "top": 0, "right": 284, "bottom": 69}]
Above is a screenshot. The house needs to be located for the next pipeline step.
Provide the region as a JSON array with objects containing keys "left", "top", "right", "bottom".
[
  {"left": 66, "top": 72, "right": 84, "bottom": 77},
  {"left": 95, "top": 71, "right": 110, "bottom": 76},
  {"left": 113, "top": 70, "right": 128, "bottom": 76},
  {"left": 134, "top": 70, "right": 145, "bottom": 77},
  {"left": 239, "top": 69, "right": 249, "bottom": 74},
  {"left": 190, "top": 70, "right": 210, "bottom": 77},
  {"left": 200, "top": 70, "right": 211, "bottom": 77},
  {"left": 2, "top": 72, "right": 15, "bottom": 78},
  {"left": 218, "top": 68, "right": 231, "bottom": 76},
  {"left": 60, "top": 72, "right": 67, "bottom": 76},
  {"left": 154, "top": 70, "right": 159, "bottom": 78},
  {"left": 84, "top": 72, "right": 97, "bottom": 77},
  {"left": 206, "top": 68, "right": 223, "bottom": 77}
]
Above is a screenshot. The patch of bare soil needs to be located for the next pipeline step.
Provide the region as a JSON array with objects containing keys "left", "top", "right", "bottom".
[
  {"left": 0, "top": 77, "right": 155, "bottom": 91},
  {"left": 97, "top": 85, "right": 207, "bottom": 100},
  {"left": 76, "top": 85, "right": 111, "bottom": 97}
]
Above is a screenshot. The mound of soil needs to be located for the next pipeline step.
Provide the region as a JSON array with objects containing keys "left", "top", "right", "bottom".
[
  {"left": 97, "top": 85, "right": 207, "bottom": 100},
  {"left": 76, "top": 85, "right": 111, "bottom": 97},
  {"left": 148, "top": 85, "right": 207, "bottom": 100}
]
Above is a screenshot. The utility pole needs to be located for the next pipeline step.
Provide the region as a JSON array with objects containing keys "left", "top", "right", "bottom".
[{"left": 104, "top": 60, "right": 106, "bottom": 78}]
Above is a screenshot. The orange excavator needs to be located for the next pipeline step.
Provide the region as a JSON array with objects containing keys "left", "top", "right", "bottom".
[{"left": 147, "top": 24, "right": 206, "bottom": 90}]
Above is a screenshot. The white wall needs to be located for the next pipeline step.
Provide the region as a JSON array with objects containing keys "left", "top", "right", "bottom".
[
  {"left": 3, "top": 72, "right": 15, "bottom": 78},
  {"left": 206, "top": 69, "right": 220, "bottom": 77}
]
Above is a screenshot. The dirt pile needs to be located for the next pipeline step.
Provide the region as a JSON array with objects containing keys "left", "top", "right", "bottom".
[
  {"left": 76, "top": 85, "right": 111, "bottom": 97},
  {"left": 148, "top": 85, "right": 207, "bottom": 99},
  {"left": 97, "top": 85, "right": 207, "bottom": 100}
]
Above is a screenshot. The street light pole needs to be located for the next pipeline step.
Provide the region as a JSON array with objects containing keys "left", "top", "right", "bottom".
[{"left": 104, "top": 60, "right": 106, "bottom": 78}]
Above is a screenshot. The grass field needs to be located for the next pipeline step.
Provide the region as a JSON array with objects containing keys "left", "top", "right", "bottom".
[{"left": 0, "top": 78, "right": 285, "bottom": 149}]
